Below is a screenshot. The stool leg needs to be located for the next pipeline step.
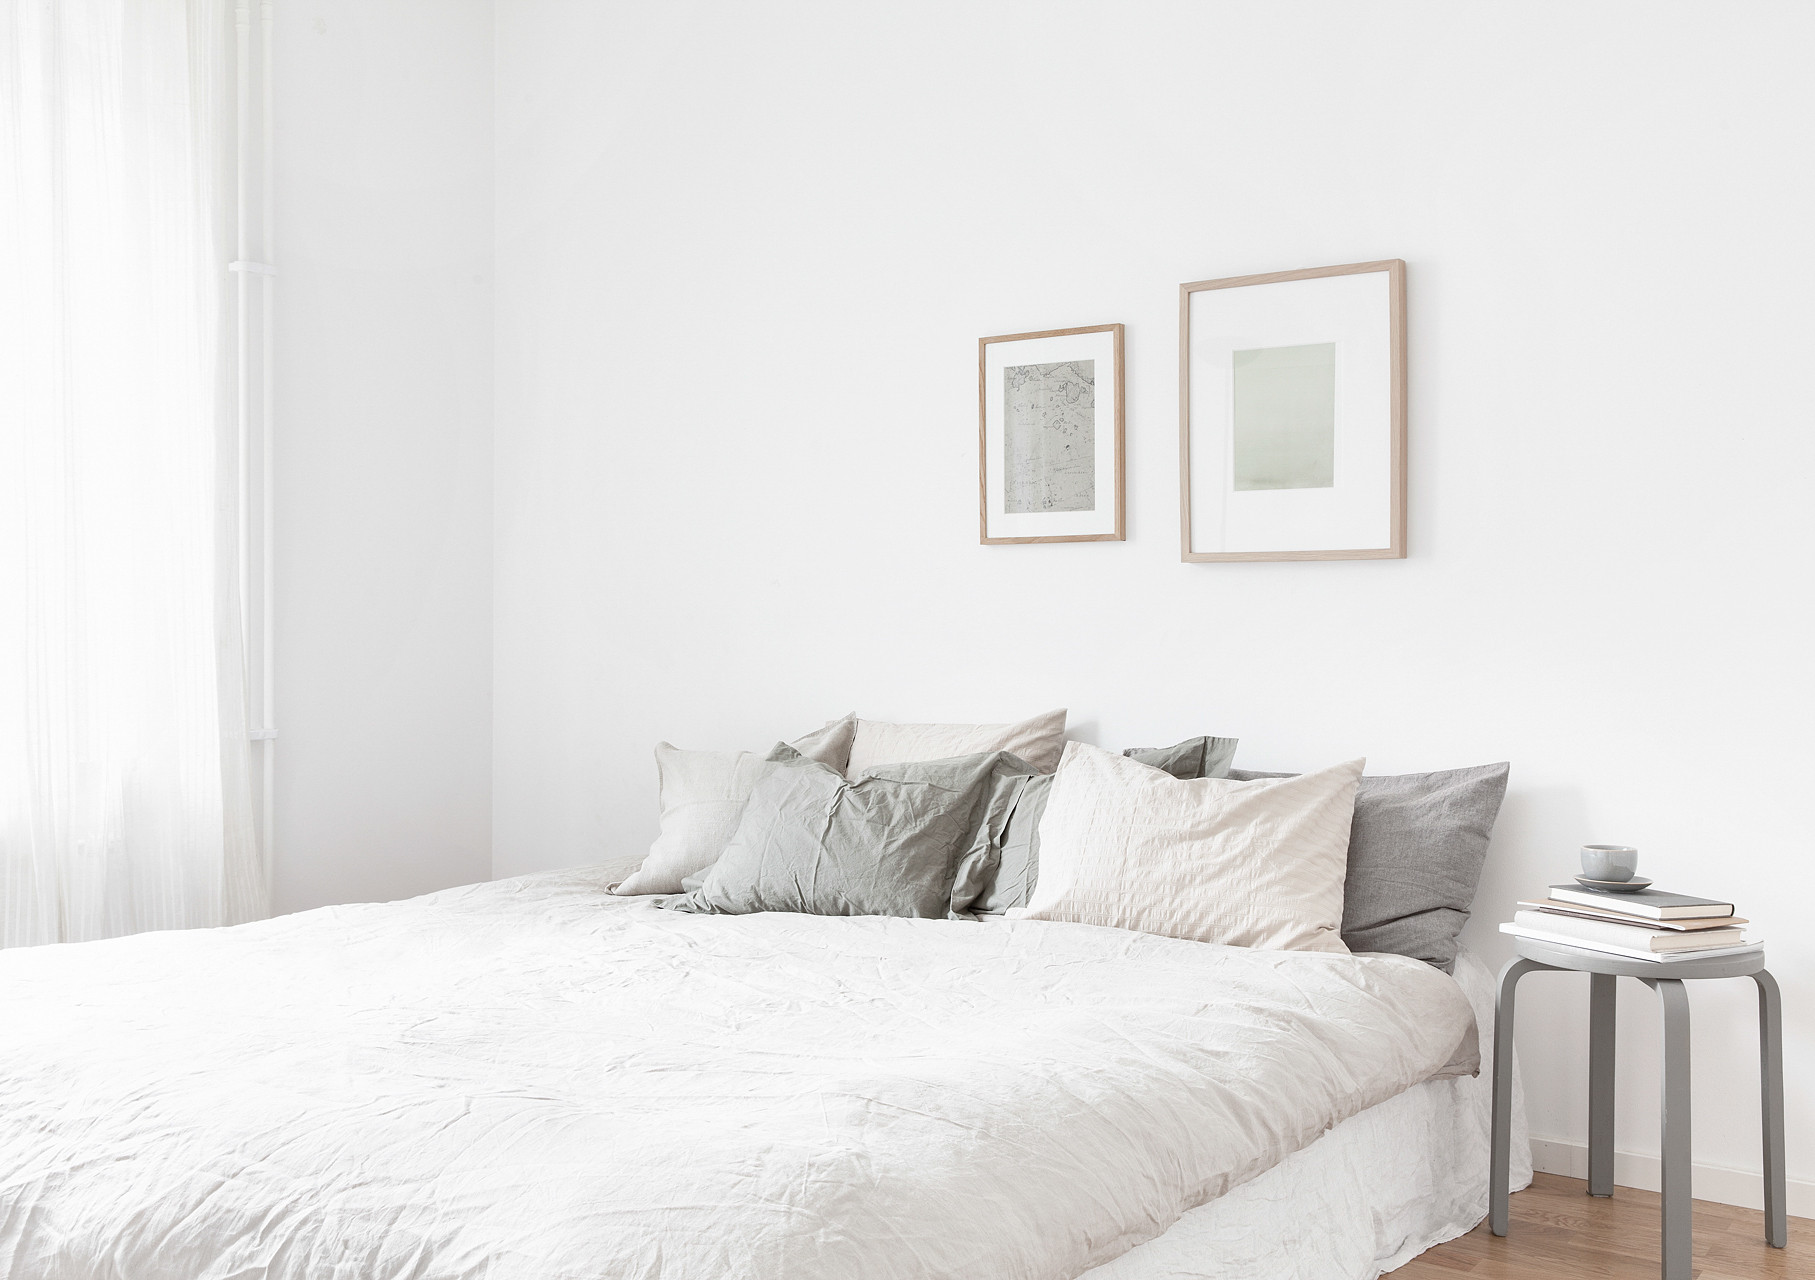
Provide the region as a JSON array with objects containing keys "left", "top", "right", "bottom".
[
  {"left": 1589, "top": 972, "right": 1617, "bottom": 1197},
  {"left": 1491, "top": 957, "right": 1545, "bottom": 1236},
  {"left": 1649, "top": 977, "right": 1693, "bottom": 1280},
  {"left": 1756, "top": 969, "right": 1787, "bottom": 1249}
]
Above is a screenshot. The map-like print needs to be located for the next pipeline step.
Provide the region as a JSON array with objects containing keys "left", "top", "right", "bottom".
[{"left": 1004, "top": 358, "right": 1095, "bottom": 513}]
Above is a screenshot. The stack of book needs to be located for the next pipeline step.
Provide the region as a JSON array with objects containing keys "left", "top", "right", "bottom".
[{"left": 1500, "top": 882, "right": 1760, "bottom": 962}]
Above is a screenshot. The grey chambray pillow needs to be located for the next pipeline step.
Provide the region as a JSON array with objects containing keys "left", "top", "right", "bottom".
[
  {"left": 973, "top": 735, "right": 1240, "bottom": 916},
  {"left": 667, "top": 746, "right": 1039, "bottom": 920},
  {"left": 1229, "top": 762, "right": 1511, "bottom": 971}
]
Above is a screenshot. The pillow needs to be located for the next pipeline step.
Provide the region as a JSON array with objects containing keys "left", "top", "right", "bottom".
[
  {"left": 974, "top": 734, "right": 1239, "bottom": 915},
  {"left": 1008, "top": 742, "right": 1363, "bottom": 953},
  {"left": 611, "top": 715, "right": 856, "bottom": 895},
  {"left": 1122, "top": 735, "right": 1239, "bottom": 781},
  {"left": 844, "top": 708, "right": 1067, "bottom": 778},
  {"left": 971, "top": 774, "right": 1048, "bottom": 916},
  {"left": 668, "top": 747, "right": 1038, "bottom": 919},
  {"left": 1229, "top": 763, "right": 1510, "bottom": 971},
  {"left": 788, "top": 714, "right": 859, "bottom": 774}
]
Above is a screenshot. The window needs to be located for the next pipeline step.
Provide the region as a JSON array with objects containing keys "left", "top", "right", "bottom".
[{"left": 0, "top": 0, "right": 273, "bottom": 945}]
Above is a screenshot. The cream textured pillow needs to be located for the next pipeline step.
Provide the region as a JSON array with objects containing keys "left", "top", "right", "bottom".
[
  {"left": 612, "top": 715, "right": 855, "bottom": 895},
  {"left": 1009, "top": 742, "right": 1363, "bottom": 953},
  {"left": 844, "top": 708, "right": 1067, "bottom": 778}
]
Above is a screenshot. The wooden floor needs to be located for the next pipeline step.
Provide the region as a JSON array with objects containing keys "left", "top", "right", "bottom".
[{"left": 1390, "top": 1173, "right": 1813, "bottom": 1279}]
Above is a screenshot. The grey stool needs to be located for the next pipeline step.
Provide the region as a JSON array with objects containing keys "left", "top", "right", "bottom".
[{"left": 1489, "top": 936, "right": 1785, "bottom": 1280}]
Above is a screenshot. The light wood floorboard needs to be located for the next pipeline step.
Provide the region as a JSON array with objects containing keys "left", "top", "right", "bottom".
[{"left": 1390, "top": 1172, "right": 1814, "bottom": 1279}]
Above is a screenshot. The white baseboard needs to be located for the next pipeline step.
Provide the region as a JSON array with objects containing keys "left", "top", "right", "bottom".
[{"left": 1529, "top": 1136, "right": 1815, "bottom": 1219}]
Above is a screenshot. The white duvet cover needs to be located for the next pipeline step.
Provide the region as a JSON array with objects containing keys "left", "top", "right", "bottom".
[
  {"left": 0, "top": 870, "right": 1476, "bottom": 1280},
  {"left": 1085, "top": 948, "right": 1530, "bottom": 1280}
]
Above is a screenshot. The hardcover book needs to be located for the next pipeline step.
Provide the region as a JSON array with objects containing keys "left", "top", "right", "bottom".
[
  {"left": 1547, "top": 884, "right": 1734, "bottom": 920},
  {"left": 1501, "top": 921, "right": 1761, "bottom": 964},
  {"left": 1510, "top": 910, "right": 1743, "bottom": 953},
  {"left": 1517, "top": 899, "right": 1747, "bottom": 931}
]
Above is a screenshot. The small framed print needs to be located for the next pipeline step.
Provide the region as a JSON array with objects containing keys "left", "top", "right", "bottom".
[
  {"left": 1180, "top": 260, "right": 1405, "bottom": 562},
  {"left": 979, "top": 323, "right": 1125, "bottom": 544}
]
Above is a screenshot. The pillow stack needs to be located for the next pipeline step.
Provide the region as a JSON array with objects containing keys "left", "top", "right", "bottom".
[
  {"left": 670, "top": 746, "right": 1040, "bottom": 919},
  {"left": 1229, "top": 763, "right": 1510, "bottom": 971},
  {"left": 610, "top": 710, "right": 1509, "bottom": 970},
  {"left": 613, "top": 710, "right": 1069, "bottom": 900},
  {"left": 611, "top": 715, "right": 858, "bottom": 895},
  {"left": 991, "top": 748, "right": 1509, "bottom": 969},
  {"left": 973, "top": 735, "right": 1239, "bottom": 915}
]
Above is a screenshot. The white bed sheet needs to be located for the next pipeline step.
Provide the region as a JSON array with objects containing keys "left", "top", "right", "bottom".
[
  {"left": 1087, "top": 947, "right": 1533, "bottom": 1280},
  {"left": 0, "top": 868, "right": 1487, "bottom": 1280}
]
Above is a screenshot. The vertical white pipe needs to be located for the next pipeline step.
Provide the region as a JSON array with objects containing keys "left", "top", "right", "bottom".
[
  {"left": 235, "top": 1, "right": 251, "bottom": 657},
  {"left": 259, "top": 0, "right": 276, "bottom": 907},
  {"left": 232, "top": 0, "right": 256, "bottom": 914},
  {"left": 232, "top": 0, "right": 278, "bottom": 909}
]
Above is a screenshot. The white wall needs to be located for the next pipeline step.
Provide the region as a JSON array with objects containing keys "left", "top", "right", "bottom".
[
  {"left": 492, "top": 0, "right": 1815, "bottom": 1205},
  {"left": 274, "top": 0, "right": 494, "bottom": 913}
]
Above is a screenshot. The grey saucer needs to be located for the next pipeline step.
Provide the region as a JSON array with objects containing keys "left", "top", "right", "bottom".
[{"left": 1575, "top": 874, "right": 1654, "bottom": 894}]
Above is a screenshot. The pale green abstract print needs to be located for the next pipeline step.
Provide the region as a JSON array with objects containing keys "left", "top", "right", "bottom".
[
  {"left": 1232, "top": 342, "right": 1336, "bottom": 491},
  {"left": 1004, "top": 359, "right": 1095, "bottom": 513}
]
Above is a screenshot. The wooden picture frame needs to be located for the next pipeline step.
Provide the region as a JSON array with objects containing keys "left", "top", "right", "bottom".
[
  {"left": 1179, "top": 260, "right": 1405, "bottom": 562},
  {"left": 979, "top": 323, "right": 1125, "bottom": 544}
]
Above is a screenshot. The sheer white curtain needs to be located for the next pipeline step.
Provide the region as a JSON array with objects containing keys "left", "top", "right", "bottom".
[{"left": 0, "top": 0, "right": 265, "bottom": 946}]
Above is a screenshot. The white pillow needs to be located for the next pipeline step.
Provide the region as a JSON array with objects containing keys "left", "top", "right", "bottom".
[
  {"left": 844, "top": 708, "right": 1067, "bottom": 778},
  {"left": 612, "top": 715, "right": 855, "bottom": 895},
  {"left": 1009, "top": 741, "right": 1362, "bottom": 953}
]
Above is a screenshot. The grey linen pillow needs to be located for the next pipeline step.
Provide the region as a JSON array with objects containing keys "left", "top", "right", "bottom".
[
  {"left": 667, "top": 746, "right": 1039, "bottom": 920},
  {"left": 973, "top": 736, "right": 1239, "bottom": 916},
  {"left": 1121, "top": 736, "right": 1239, "bottom": 782},
  {"left": 1229, "top": 763, "right": 1511, "bottom": 972}
]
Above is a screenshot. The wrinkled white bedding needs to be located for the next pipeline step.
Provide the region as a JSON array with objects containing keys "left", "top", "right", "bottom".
[
  {"left": 1086, "top": 948, "right": 1531, "bottom": 1280},
  {"left": 0, "top": 869, "right": 1477, "bottom": 1280}
]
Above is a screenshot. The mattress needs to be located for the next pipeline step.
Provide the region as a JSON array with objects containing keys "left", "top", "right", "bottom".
[
  {"left": 0, "top": 868, "right": 1488, "bottom": 1280},
  {"left": 1086, "top": 947, "right": 1532, "bottom": 1280}
]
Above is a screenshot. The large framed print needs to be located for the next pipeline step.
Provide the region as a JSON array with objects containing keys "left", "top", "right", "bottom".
[
  {"left": 979, "top": 323, "right": 1125, "bottom": 544},
  {"left": 1179, "top": 260, "right": 1405, "bottom": 562}
]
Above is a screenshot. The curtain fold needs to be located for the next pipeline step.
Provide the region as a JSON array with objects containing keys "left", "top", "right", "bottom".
[{"left": 0, "top": 0, "right": 265, "bottom": 946}]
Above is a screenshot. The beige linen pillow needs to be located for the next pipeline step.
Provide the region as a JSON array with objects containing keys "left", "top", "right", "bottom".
[
  {"left": 1009, "top": 741, "right": 1363, "bottom": 952},
  {"left": 612, "top": 715, "right": 855, "bottom": 895},
  {"left": 844, "top": 708, "right": 1067, "bottom": 778}
]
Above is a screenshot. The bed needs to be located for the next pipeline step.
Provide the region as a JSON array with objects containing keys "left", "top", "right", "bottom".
[{"left": 0, "top": 867, "right": 1529, "bottom": 1280}]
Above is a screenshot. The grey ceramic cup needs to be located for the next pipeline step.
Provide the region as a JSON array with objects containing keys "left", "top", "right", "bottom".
[{"left": 1581, "top": 844, "right": 1639, "bottom": 881}]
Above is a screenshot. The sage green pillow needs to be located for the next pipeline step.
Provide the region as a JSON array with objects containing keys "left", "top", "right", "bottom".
[
  {"left": 1122, "top": 735, "right": 1239, "bottom": 782},
  {"left": 972, "top": 735, "right": 1240, "bottom": 915},
  {"left": 667, "top": 746, "right": 1039, "bottom": 920}
]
